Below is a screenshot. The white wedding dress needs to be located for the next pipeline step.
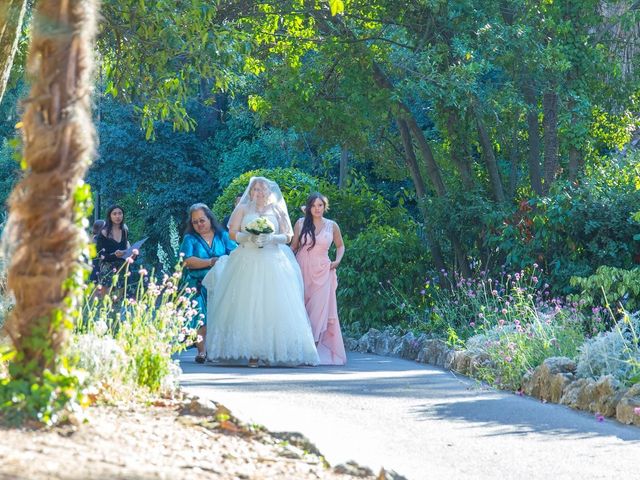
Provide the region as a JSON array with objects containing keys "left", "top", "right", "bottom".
[{"left": 203, "top": 212, "right": 319, "bottom": 366}]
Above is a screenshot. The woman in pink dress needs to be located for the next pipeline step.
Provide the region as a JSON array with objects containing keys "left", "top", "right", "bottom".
[{"left": 291, "top": 193, "right": 347, "bottom": 365}]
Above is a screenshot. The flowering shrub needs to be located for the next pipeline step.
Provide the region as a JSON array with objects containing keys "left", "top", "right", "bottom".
[
  {"left": 76, "top": 261, "right": 197, "bottom": 396},
  {"left": 419, "top": 266, "right": 546, "bottom": 335},
  {"left": 468, "top": 312, "right": 585, "bottom": 390},
  {"left": 411, "top": 266, "right": 592, "bottom": 390}
]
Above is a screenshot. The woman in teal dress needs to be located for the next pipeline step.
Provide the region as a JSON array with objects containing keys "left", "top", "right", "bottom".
[{"left": 180, "top": 203, "right": 237, "bottom": 363}]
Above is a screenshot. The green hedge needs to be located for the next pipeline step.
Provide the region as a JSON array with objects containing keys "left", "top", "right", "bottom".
[
  {"left": 338, "top": 225, "right": 430, "bottom": 331},
  {"left": 213, "top": 168, "right": 431, "bottom": 331},
  {"left": 213, "top": 168, "right": 409, "bottom": 239}
]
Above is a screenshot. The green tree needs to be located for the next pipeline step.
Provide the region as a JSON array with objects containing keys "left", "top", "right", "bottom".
[
  {"left": 230, "top": 0, "right": 639, "bottom": 279},
  {"left": 88, "top": 97, "right": 217, "bottom": 261},
  {"left": 0, "top": 0, "right": 27, "bottom": 103}
]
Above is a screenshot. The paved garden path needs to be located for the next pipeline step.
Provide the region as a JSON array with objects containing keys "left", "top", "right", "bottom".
[{"left": 179, "top": 351, "right": 640, "bottom": 480}]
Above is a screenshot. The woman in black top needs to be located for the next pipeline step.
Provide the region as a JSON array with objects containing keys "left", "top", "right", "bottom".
[{"left": 96, "top": 205, "right": 130, "bottom": 286}]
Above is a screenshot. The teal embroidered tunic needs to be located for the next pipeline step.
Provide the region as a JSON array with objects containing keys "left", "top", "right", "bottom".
[{"left": 180, "top": 231, "right": 237, "bottom": 329}]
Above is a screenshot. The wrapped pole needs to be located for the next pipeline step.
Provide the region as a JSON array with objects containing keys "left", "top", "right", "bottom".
[{"left": 5, "top": 0, "right": 98, "bottom": 376}]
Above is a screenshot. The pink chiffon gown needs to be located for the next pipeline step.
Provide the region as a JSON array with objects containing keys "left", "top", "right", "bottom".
[{"left": 295, "top": 220, "right": 347, "bottom": 365}]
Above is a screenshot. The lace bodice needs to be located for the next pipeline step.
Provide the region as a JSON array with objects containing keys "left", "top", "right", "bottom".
[{"left": 296, "top": 220, "right": 334, "bottom": 261}]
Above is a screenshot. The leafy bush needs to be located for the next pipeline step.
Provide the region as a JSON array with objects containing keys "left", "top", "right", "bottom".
[
  {"left": 0, "top": 358, "right": 87, "bottom": 426},
  {"left": 338, "top": 225, "right": 430, "bottom": 331},
  {"left": 213, "top": 167, "right": 410, "bottom": 239},
  {"left": 481, "top": 154, "right": 640, "bottom": 294},
  {"left": 318, "top": 174, "right": 409, "bottom": 239},
  {"left": 212, "top": 167, "right": 319, "bottom": 224},
  {"left": 571, "top": 265, "right": 640, "bottom": 313},
  {"left": 576, "top": 312, "right": 640, "bottom": 386}
]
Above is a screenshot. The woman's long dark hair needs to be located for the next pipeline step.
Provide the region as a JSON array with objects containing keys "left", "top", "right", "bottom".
[
  {"left": 299, "top": 193, "right": 329, "bottom": 251},
  {"left": 185, "top": 203, "right": 224, "bottom": 236},
  {"left": 103, "top": 205, "right": 128, "bottom": 242}
]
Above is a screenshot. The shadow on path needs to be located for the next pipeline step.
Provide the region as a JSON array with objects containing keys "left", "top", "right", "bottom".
[
  {"left": 180, "top": 351, "right": 640, "bottom": 443},
  {"left": 412, "top": 396, "right": 640, "bottom": 443}
]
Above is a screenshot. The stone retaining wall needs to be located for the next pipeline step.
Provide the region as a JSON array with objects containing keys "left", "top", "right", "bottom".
[{"left": 348, "top": 328, "right": 640, "bottom": 427}]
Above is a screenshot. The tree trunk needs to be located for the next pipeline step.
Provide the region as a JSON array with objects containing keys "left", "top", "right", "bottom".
[
  {"left": 567, "top": 109, "right": 582, "bottom": 183},
  {"left": 338, "top": 146, "right": 349, "bottom": 189},
  {"left": 542, "top": 91, "right": 559, "bottom": 194},
  {"left": 0, "top": 0, "right": 28, "bottom": 103},
  {"left": 500, "top": 2, "right": 543, "bottom": 196},
  {"left": 396, "top": 117, "right": 447, "bottom": 278},
  {"left": 402, "top": 114, "right": 447, "bottom": 196},
  {"left": 313, "top": 12, "right": 472, "bottom": 276},
  {"left": 568, "top": 147, "right": 580, "bottom": 183},
  {"left": 473, "top": 103, "right": 506, "bottom": 203},
  {"left": 445, "top": 109, "right": 474, "bottom": 190},
  {"left": 522, "top": 83, "right": 544, "bottom": 196},
  {"left": 371, "top": 62, "right": 472, "bottom": 278},
  {"left": 508, "top": 124, "right": 519, "bottom": 199},
  {"left": 5, "top": 0, "right": 98, "bottom": 377},
  {"left": 403, "top": 112, "right": 473, "bottom": 277}
]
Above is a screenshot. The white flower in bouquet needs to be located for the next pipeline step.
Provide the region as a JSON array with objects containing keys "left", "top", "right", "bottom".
[{"left": 245, "top": 217, "right": 275, "bottom": 235}]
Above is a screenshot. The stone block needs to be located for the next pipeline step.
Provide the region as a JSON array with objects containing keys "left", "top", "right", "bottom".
[{"left": 616, "top": 383, "right": 640, "bottom": 426}]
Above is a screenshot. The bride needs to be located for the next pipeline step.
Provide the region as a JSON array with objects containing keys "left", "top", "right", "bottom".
[{"left": 202, "top": 177, "right": 319, "bottom": 367}]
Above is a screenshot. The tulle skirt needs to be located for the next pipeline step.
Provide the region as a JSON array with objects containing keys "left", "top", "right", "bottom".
[{"left": 202, "top": 243, "right": 319, "bottom": 366}]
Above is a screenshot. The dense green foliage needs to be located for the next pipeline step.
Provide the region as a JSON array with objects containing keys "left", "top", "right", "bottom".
[
  {"left": 0, "top": 1, "right": 637, "bottom": 312},
  {"left": 0, "top": 1, "right": 637, "bottom": 325},
  {"left": 88, "top": 98, "right": 216, "bottom": 255},
  {"left": 1, "top": 1, "right": 639, "bottom": 414},
  {"left": 339, "top": 225, "right": 430, "bottom": 330},
  {"left": 482, "top": 154, "right": 640, "bottom": 292}
]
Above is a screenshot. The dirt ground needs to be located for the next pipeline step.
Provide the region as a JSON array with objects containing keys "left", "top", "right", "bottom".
[{"left": 0, "top": 395, "right": 395, "bottom": 480}]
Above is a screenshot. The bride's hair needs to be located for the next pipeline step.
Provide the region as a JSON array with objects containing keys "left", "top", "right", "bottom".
[{"left": 299, "top": 192, "right": 329, "bottom": 251}]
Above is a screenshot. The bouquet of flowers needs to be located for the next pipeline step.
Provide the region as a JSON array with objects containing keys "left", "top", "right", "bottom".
[
  {"left": 245, "top": 217, "right": 276, "bottom": 248},
  {"left": 245, "top": 217, "right": 275, "bottom": 235}
]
